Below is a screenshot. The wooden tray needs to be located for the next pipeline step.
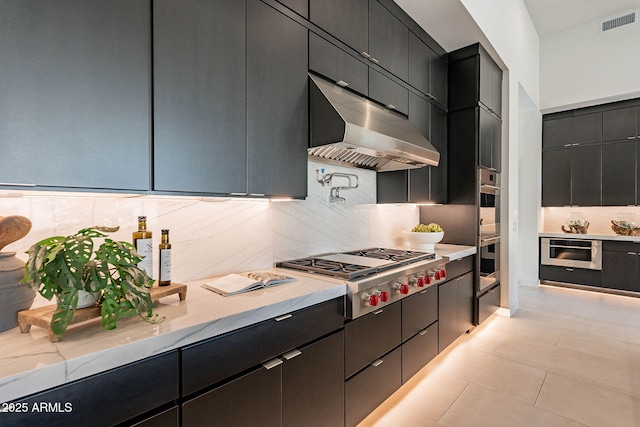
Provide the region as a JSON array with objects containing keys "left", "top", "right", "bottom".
[{"left": 17, "top": 282, "right": 187, "bottom": 342}]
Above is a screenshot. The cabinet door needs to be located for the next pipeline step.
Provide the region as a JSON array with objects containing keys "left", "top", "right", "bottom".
[
  {"left": 543, "top": 117, "right": 573, "bottom": 149},
  {"left": 479, "top": 108, "right": 493, "bottom": 170},
  {"left": 479, "top": 53, "right": 501, "bottom": 117},
  {"left": 602, "top": 251, "right": 637, "bottom": 292},
  {"left": 430, "top": 104, "right": 448, "bottom": 202},
  {"left": 345, "top": 302, "right": 401, "bottom": 378},
  {"left": 438, "top": 278, "right": 458, "bottom": 352},
  {"left": 603, "top": 106, "right": 638, "bottom": 142},
  {"left": 182, "top": 364, "right": 282, "bottom": 427},
  {"left": 602, "top": 141, "right": 636, "bottom": 206},
  {"left": 309, "top": 32, "right": 369, "bottom": 96},
  {"left": 154, "top": 0, "right": 245, "bottom": 194},
  {"left": 247, "top": 0, "right": 308, "bottom": 197},
  {"left": 542, "top": 149, "right": 571, "bottom": 206},
  {"left": 369, "top": 68, "right": 409, "bottom": 115},
  {"left": 573, "top": 112, "right": 603, "bottom": 144},
  {"left": 0, "top": 0, "right": 150, "bottom": 191},
  {"left": 492, "top": 114, "right": 502, "bottom": 172},
  {"left": 377, "top": 170, "right": 409, "bottom": 203},
  {"left": 457, "top": 271, "right": 474, "bottom": 335},
  {"left": 309, "top": 0, "right": 368, "bottom": 55},
  {"left": 572, "top": 145, "right": 602, "bottom": 206},
  {"left": 408, "top": 32, "right": 432, "bottom": 97},
  {"left": 283, "top": 332, "right": 344, "bottom": 427},
  {"left": 431, "top": 55, "right": 448, "bottom": 107},
  {"left": 368, "top": 0, "right": 408, "bottom": 81}
]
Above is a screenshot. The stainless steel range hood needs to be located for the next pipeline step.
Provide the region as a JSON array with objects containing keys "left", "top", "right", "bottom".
[{"left": 309, "top": 74, "right": 440, "bottom": 171}]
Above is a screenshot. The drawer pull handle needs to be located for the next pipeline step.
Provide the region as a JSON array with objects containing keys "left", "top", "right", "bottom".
[
  {"left": 336, "top": 80, "right": 349, "bottom": 88},
  {"left": 371, "top": 359, "right": 384, "bottom": 367},
  {"left": 274, "top": 314, "right": 292, "bottom": 322},
  {"left": 0, "top": 182, "right": 36, "bottom": 187},
  {"left": 385, "top": 104, "right": 396, "bottom": 110},
  {"left": 373, "top": 309, "right": 384, "bottom": 315},
  {"left": 419, "top": 329, "right": 429, "bottom": 336},
  {"left": 420, "top": 290, "right": 428, "bottom": 294},
  {"left": 565, "top": 268, "right": 574, "bottom": 272},
  {"left": 262, "top": 358, "right": 283, "bottom": 370},
  {"left": 282, "top": 349, "right": 302, "bottom": 360},
  {"left": 628, "top": 252, "right": 637, "bottom": 255},
  {"left": 360, "top": 51, "right": 371, "bottom": 59},
  {"left": 369, "top": 57, "right": 380, "bottom": 64}
]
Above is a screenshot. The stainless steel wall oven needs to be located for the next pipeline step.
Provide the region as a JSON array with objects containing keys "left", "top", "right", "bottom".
[{"left": 478, "top": 168, "right": 500, "bottom": 292}]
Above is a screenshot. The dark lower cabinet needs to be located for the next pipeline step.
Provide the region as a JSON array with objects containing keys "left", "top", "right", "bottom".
[
  {"left": 183, "top": 362, "right": 282, "bottom": 427},
  {"left": 478, "top": 284, "right": 500, "bottom": 325},
  {"left": 401, "top": 322, "right": 438, "bottom": 383},
  {"left": 438, "top": 270, "right": 474, "bottom": 352},
  {"left": 402, "top": 286, "right": 438, "bottom": 342},
  {"left": 282, "top": 332, "right": 345, "bottom": 427},
  {"left": 345, "top": 347, "right": 402, "bottom": 427},
  {"left": 539, "top": 265, "right": 602, "bottom": 287},
  {"left": 7, "top": 351, "right": 179, "bottom": 427},
  {"left": 602, "top": 241, "right": 640, "bottom": 292},
  {"left": 345, "top": 302, "right": 401, "bottom": 378}
]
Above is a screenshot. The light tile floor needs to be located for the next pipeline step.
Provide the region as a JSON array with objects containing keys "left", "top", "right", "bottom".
[{"left": 359, "top": 284, "right": 640, "bottom": 427}]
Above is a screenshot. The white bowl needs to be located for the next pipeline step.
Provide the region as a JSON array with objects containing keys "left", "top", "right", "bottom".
[{"left": 402, "top": 230, "right": 444, "bottom": 251}]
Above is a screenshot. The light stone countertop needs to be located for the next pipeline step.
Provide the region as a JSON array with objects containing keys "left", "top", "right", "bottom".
[
  {"left": 539, "top": 232, "right": 640, "bottom": 242},
  {"left": 0, "top": 270, "right": 346, "bottom": 403},
  {"left": 0, "top": 243, "right": 475, "bottom": 403}
]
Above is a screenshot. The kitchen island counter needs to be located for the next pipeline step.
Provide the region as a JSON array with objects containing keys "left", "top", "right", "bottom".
[{"left": 0, "top": 270, "right": 346, "bottom": 403}]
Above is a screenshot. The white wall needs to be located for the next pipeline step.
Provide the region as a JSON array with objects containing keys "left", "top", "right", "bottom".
[
  {"left": 540, "top": 16, "right": 640, "bottom": 112},
  {"left": 460, "top": 0, "right": 540, "bottom": 315}
]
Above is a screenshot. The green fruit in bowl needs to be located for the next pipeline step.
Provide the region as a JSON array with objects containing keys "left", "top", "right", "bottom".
[{"left": 411, "top": 223, "right": 443, "bottom": 233}]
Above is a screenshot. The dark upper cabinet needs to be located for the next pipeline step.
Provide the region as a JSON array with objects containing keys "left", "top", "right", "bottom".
[
  {"left": 369, "top": 68, "right": 409, "bottom": 115},
  {"left": 542, "top": 149, "right": 572, "bottom": 206},
  {"left": 448, "top": 43, "right": 502, "bottom": 118},
  {"left": 0, "top": 0, "right": 150, "bottom": 191},
  {"left": 603, "top": 106, "right": 640, "bottom": 142},
  {"left": 246, "top": 0, "right": 308, "bottom": 197},
  {"left": 368, "top": 0, "right": 409, "bottom": 81},
  {"left": 602, "top": 141, "right": 636, "bottom": 206},
  {"left": 309, "top": 0, "right": 368, "bottom": 55},
  {"left": 153, "top": 0, "right": 246, "bottom": 194},
  {"left": 277, "top": 0, "right": 308, "bottom": 18},
  {"left": 543, "top": 116, "right": 573, "bottom": 149},
  {"left": 479, "top": 107, "right": 501, "bottom": 171},
  {"left": 573, "top": 112, "right": 603, "bottom": 145},
  {"left": 377, "top": 93, "right": 447, "bottom": 204},
  {"left": 408, "top": 31, "right": 448, "bottom": 108},
  {"left": 309, "top": 32, "right": 369, "bottom": 96},
  {"left": 542, "top": 145, "right": 602, "bottom": 207}
]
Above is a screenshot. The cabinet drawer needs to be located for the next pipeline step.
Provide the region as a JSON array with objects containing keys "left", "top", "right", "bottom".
[
  {"left": 345, "top": 347, "right": 402, "bottom": 427},
  {"left": 8, "top": 351, "right": 179, "bottom": 427},
  {"left": 401, "top": 286, "right": 437, "bottom": 342},
  {"left": 345, "top": 301, "right": 401, "bottom": 378},
  {"left": 478, "top": 285, "right": 500, "bottom": 324},
  {"left": 539, "top": 265, "right": 602, "bottom": 287},
  {"left": 602, "top": 240, "right": 640, "bottom": 252},
  {"left": 447, "top": 255, "right": 474, "bottom": 279},
  {"left": 182, "top": 363, "right": 282, "bottom": 427},
  {"left": 182, "top": 297, "right": 344, "bottom": 395},
  {"left": 402, "top": 322, "right": 438, "bottom": 383}
]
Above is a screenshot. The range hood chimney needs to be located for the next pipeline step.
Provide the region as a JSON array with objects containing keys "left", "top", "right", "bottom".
[{"left": 308, "top": 74, "right": 440, "bottom": 171}]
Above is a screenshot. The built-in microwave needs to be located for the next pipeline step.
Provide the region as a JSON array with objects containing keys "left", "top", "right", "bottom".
[{"left": 540, "top": 238, "right": 602, "bottom": 270}]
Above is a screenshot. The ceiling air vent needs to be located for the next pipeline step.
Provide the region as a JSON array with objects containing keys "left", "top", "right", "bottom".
[{"left": 601, "top": 11, "right": 637, "bottom": 32}]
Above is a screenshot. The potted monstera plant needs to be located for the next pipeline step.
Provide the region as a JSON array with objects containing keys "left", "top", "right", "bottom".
[{"left": 22, "top": 226, "right": 162, "bottom": 338}]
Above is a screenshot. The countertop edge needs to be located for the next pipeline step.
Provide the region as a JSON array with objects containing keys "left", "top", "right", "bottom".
[{"left": 540, "top": 232, "right": 640, "bottom": 242}]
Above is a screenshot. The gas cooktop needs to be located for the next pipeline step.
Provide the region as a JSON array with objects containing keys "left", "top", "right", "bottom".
[{"left": 276, "top": 247, "right": 435, "bottom": 280}]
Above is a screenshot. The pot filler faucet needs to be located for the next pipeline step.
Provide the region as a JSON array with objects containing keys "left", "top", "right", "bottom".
[{"left": 316, "top": 169, "right": 359, "bottom": 203}]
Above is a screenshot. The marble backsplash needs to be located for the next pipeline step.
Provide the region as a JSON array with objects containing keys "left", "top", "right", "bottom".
[
  {"left": 542, "top": 206, "right": 640, "bottom": 235},
  {"left": 0, "top": 161, "right": 418, "bottom": 289}
]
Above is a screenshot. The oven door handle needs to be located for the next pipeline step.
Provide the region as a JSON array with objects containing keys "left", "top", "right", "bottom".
[
  {"left": 480, "top": 184, "right": 501, "bottom": 191},
  {"left": 481, "top": 236, "right": 500, "bottom": 245}
]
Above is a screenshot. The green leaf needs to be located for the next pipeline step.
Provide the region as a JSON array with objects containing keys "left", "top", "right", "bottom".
[
  {"left": 50, "top": 287, "right": 78, "bottom": 337},
  {"left": 100, "top": 297, "right": 119, "bottom": 330}
]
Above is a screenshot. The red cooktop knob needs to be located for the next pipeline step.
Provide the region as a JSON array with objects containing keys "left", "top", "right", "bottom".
[
  {"left": 441, "top": 270, "right": 447, "bottom": 278},
  {"left": 400, "top": 284, "right": 409, "bottom": 295},
  {"left": 379, "top": 291, "right": 389, "bottom": 302},
  {"left": 417, "top": 277, "right": 425, "bottom": 287},
  {"left": 367, "top": 294, "right": 380, "bottom": 307},
  {"left": 425, "top": 275, "right": 431, "bottom": 285},
  {"left": 434, "top": 271, "right": 441, "bottom": 280}
]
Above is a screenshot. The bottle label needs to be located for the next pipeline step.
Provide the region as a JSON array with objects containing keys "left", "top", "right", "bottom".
[
  {"left": 135, "top": 238, "right": 153, "bottom": 278},
  {"left": 160, "top": 249, "right": 171, "bottom": 282}
]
